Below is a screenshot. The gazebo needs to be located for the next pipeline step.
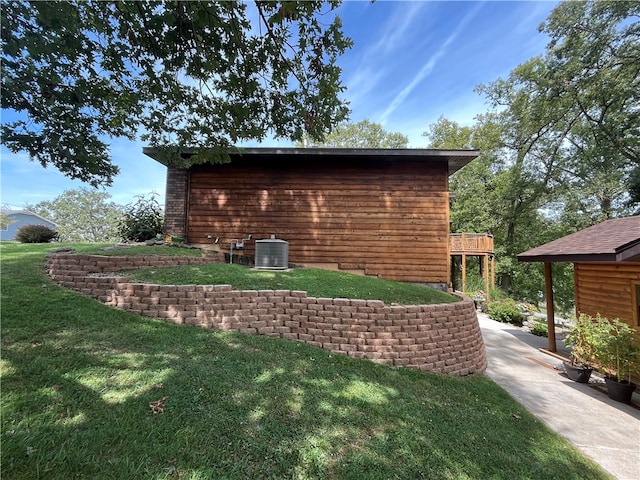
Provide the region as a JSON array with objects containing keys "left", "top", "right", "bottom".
[{"left": 517, "top": 216, "right": 640, "bottom": 355}]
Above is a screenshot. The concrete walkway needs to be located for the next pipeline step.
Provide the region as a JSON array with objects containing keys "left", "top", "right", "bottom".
[{"left": 479, "top": 314, "right": 640, "bottom": 480}]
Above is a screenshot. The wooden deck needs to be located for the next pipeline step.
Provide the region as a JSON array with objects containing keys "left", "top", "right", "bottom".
[
  {"left": 449, "top": 233, "right": 494, "bottom": 254},
  {"left": 449, "top": 233, "right": 495, "bottom": 294}
]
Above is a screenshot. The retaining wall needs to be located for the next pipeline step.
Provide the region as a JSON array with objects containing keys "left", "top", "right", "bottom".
[{"left": 47, "top": 254, "right": 487, "bottom": 375}]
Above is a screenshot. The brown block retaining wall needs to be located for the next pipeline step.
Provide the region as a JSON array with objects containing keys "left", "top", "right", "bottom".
[{"left": 47, "top": 254, "right": 487, "bottom": 376}]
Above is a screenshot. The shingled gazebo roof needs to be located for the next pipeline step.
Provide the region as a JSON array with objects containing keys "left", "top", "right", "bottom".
[{"left": 518, "top": 216, "right": 640, "bottom": 263}]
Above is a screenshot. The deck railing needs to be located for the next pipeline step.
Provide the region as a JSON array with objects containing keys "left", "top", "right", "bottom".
[{"left": 449, "top": 233, "right": 494, "bottom": 254}]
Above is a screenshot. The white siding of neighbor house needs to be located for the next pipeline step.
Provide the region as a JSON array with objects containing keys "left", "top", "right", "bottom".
[{"left": 1, "top": 211, "right": 57, "bottom": 241}]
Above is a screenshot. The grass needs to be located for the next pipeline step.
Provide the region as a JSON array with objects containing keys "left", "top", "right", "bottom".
[
  {"left": 1, "top": 242, "right": 612, "bottom": 479},
  {"left": 128, "top": 263, "right": 459, "bottom": 305},
  {"left": 60, "top": 242, "right": 459, "bottom": 305},
  {"left": 56, "top": 245, "right": 459, "bottom": 305},
  {"left": 74, "top": 243, "right": 205, "bottom": 257}
]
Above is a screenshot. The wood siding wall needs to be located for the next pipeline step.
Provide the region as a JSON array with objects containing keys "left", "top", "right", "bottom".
[
  {"left": 186, "top": 159, "right": 450, "bottom": 284},
  {"left": 574, "top": 262, "right": 640, "bottom": 329}
]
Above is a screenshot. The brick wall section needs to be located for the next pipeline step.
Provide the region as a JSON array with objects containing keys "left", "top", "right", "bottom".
[
  {"left": 48, "top": 254, "right": 487, "bottom": 376},
  {"left": 164, "top": 166, "right": 189, "bottom": 238}
]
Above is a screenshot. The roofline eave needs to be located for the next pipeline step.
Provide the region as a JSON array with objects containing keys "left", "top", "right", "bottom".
[
  {"left": 517, "top": 253, "right": 619, "bottom": 264},
  {"left": 142, "top": 146, "right": 479, "bottom": 175}
]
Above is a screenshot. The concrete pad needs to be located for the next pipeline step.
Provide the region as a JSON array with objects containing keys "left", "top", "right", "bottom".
[{"left": 479, "top": 314, "right": 640, "bottom": 480}]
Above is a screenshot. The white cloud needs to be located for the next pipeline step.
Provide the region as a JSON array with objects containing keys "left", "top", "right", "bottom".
[
  {"left": 374, "top": 1, "right": 431, "bottom": 55},
  {"left": 379, "top": 2, "right": 485, "bottom": 125},
  {"left": 340, "top": 1, "right": 433, "bottom": 113}
]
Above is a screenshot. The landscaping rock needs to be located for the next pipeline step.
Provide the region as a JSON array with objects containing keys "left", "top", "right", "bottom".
[
  {"left": 101, "top": 244, "right": 132, "bottom": 251},
  {"left": 47, "top": 247, "right": 76, "bottom": 256}
]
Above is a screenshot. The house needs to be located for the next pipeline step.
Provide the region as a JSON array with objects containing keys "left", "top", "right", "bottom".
[
  {"left": 0, "top": 209, "right": 58, "bottom": 241},
  {"left": 144, "top": 147, "right": 479, "bottom": 288},
  {"left": 517, "top": 216, "right": 640, "bottom": 353}
]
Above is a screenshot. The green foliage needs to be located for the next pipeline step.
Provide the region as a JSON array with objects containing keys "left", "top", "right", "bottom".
[
  {"left": 14, "top": 224, "right": 58, "bottom": 243},
  {"left": 1, "top": 1, "right": 352, "bottom": 186},
  {"left": 0, "top": 211, "right": 16, "bottom": 230},
  {"left": 423, "top": 115, "right": 474, "bottom": 149},
  {"left": 0, "top": 242, "right": 612, "bottom": 479},
  {"left": 589, "top": 315, "right": 640, "bottom": 384},
  {"left": 300, "top": 119, "right": 409, "bottom": 148},
  {"left": 461, "top": 273, "right": 486, "bottom": 297},
  {"left": 129, "top": 262, "right": 459, "bottom": 306},
  {"left": 424, "top": 0, "right": 639, "bottom": 310},
  {"left": 540, "top": 0, "right": 640, "bottom": 173},
  {"left": 29, "top": 188, "right": 123, "bottom": 243},
  {"left": 530, "top": 322, "right": 548, "bottom": 338},
  {"left": 564, "top": 314, "right": 599, "bottom": 367},
  {"left": 627, "top": 165, "right": 640, "bottom": 205},
  {"left": 117, "top": 194, "right": 163, "bottom": 242},
  {"left": 445, "top": 0, "right": 638, "bottom": 306},
  {"left": 488, "top": 298, "right": 524, "bottom": 325}
]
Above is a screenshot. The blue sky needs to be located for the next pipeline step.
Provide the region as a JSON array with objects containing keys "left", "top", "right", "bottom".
[{"left": 0, "top": 0, "right": 558, "bottom": 209}]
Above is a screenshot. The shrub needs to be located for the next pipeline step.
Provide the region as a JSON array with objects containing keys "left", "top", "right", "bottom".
[
  {"left": 118, "top": 193, "right": 164, "bottom": 242},
  {"left": 564, "top": 313, "right": 598, "bottom": 367},
  {"left": 488, "top": 298, "right": 523, "bottom": 325},
  {"left": 530, "top": 322, "right": 548, "bottom": 337},
  {"left": 590, "top": 315, "right": 640, "bottom": 383},
  {"left": 15, "top": 224, "right": 59, "bottom": 243},
  {"left": 516, "top": 302, "right": 538, "bottom": 314}
]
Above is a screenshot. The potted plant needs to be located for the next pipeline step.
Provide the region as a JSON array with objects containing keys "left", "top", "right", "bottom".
[
  {"left": 591, "top": 315, "right": 640, "bottom": 403},
  {"left": 563, "top": 313, "right": 597, "bottom": 383}
]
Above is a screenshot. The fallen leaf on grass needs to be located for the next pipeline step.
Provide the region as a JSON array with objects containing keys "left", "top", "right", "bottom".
[
  {"left": 166, "top": 458, "right": 178, "bottom": 475},
  {"left": 150, "top": 397, "right": 167, "bottom": 415}
]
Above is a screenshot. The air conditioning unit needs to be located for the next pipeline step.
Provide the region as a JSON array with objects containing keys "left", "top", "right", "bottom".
[{"left": 255, "top": 237, "right": 289, "bottom": 270}]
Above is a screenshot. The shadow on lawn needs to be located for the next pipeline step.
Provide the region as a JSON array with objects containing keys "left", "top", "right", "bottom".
[{"left": 1, "top": 246, "right": 610, "bottom": 480}]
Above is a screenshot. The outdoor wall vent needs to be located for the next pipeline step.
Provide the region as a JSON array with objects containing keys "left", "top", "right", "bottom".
[{"left": 255, "top": 236, "right": 289, "bottom": 270}]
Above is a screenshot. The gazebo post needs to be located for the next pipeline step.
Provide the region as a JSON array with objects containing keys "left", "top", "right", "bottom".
[
  {"left": 461, "top": 253, "right": 467, "bottom": 293},
  {"left": 544, "top": 262, "right": 557, "bottom": 352},
  {"left": 483, "top": 254, "right": 489, "bottom": 294}
]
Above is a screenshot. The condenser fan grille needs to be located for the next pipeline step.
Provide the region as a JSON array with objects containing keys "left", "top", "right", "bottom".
[{"left": 255, "top": 239, "right": 289, "bottom": 269}]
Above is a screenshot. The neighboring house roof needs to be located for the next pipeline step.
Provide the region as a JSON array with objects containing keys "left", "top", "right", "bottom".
[
  {"left": 142, "top": 147, "right": 480, "bottom": 175},
  {"left": 518, "top": 216, "right": 640, "bottom": 263},
  {"left": 1, "top": 209, "right": 58, "bottom": 241},
  {"left": 3, "top": 209, "right": 58, "bottom": 227}
]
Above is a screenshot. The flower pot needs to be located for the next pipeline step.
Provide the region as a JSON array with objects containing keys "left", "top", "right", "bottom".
[
  {"left": 604, "top": 377, "right": 637, "bottom": 404},
  {"left": 564, "top": 362, "right": 593, "bottom": 383}
]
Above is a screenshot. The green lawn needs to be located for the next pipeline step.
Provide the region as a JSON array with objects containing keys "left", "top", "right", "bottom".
[
  {"left": 78, "top": 243, "right": 458, "bottom": 305},
  {"left": 1, "top": 243, "right": 611, "bottom": 479},
  {"left": 130, "top": 264, "right": 458, "bottom": 306}
]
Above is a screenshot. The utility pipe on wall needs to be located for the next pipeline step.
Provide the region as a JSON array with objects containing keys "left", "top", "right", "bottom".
[{"left": 229, "top": 235, "right": 252, "bottom": 264}]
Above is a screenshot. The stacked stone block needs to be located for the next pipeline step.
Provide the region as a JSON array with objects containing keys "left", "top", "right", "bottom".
[{"left": 48, "top": 254, "right": 487, "bottom": 376}]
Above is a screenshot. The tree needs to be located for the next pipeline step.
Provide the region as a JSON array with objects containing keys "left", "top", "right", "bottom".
[
  {"left": 0, "top": 211, "right": 16, "bottom": 230},
  {"left": 423, "top": 2, "right": 639, "bottom": 311},
  {"left": 423, "top": 116, "right": 474, "bottom": 151},
  {"left": 30, "top": 188, "right": 123, "bottom": 242},
  {"left": 538, "top": 0, "right": 640, "bottom": 201},
  {"left": 1, "top": 1, "right": 352, "bottom": 187},
  {"left": 299, "top": 119, "right": 408, "bottom": 148},
  {"left": 118, "top": 193, "right": 164, "bottom": 242},
  {"left": 424, "top": 116, "right": 573, "bottom": 310}
]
